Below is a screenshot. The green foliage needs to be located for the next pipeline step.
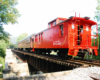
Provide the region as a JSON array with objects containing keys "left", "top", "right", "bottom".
[
  {"left": 95, "top": 0, "right": 100, "bottom": 21},
  {"left": 14, "top": 43, "right": 17, "bottom": 48},
  {"left": 17, "top": 33, "right": 28, "bottom": 42},
  {"left": 0, "top": 0, "right": 20, "bottom": 42},
  {"left": 0, "top": 0, "right": 20, "bottom": 77},
  {"left": 8, "top": 43, "right": 14, "bottom": 49},
  {"left": 0, "top": 24, "right": 10, "bottom": 43},
  {"left": 0, "top": 40, "right": 6, "bottom": 78},
  {"left": 0, "top": 40, "right": 8, "bottom": 58},
  {"left": 0, "top": 57, "right": 5, "bottom": 78},
  {"left": 0, "top": 57, "right": 5, "bottom": 69},
  {"left": 0, "top": 0, "right": 20, "bottom": 24},
  {"left": 91, "top": 28, "right": 100, "bottom": 60},
  {"left": 0, "top": 40, "right": 8, "bottom": 50},
  {"left": 0, "top": 48, "right": 6, "bottom": 58},
  {"left": 92, "top": 0, "right": 100, "bottom": 60},
  {"left": 8, "top": 43, "right": 17, "bottom": 49},
  {"left": 92, "top": 27, "right": 100, "bottom": 60}
]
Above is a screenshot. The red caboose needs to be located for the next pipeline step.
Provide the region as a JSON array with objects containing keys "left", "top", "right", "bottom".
[{"left": 18, "top": 16, "right": 98, "bottom": 59}]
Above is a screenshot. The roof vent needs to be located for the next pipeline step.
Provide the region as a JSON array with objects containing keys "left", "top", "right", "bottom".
[
  {"left": 84, "top": 17, "right": 90, "bottom": 20},
  {"left": 69, "top": 16, "right": 74, "bottom": 19}
]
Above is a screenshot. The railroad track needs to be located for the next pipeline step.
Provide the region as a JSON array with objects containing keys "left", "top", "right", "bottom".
[{"left": 12, "top": 49, "right": 100, "bottom": 67}]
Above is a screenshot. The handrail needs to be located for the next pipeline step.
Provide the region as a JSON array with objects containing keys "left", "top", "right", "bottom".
[
  {"left": 91, "top": 35, "right": 98, "bottom": 37},
  {"left": 91, "top": 35, "right": 98, "bottom": 47},
  {"left": 72, "top": 24, "right": 98, "bottom": 49},
  {"left": 73, "top": 34, "right": 98, "bottom": 48},
  {"left": 98, "top": 36, "right": 99, "bottom": 49}
]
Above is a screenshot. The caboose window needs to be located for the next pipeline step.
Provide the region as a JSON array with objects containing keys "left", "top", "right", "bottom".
[
  {"left": 86, "top": 26, "right": 89, "bottom": 31},
  {"left": 35, "top": 35, "right": 37, "bottom": 42},
  {"left": 60, "top": 25, "right": 63, "bottom": 36},
  {"left": 72, "top": 24, "right": 75, "bottom": 29},
  {"left": 39, "top": 34, "right": 40, "bottom": 41},
  {"left": 41, "top": 33, "right": 43, "bottom": 40},
  {"left": 80, "top": 25, "right": 83, "bottom": 33},
  {"left": 59, "top": 20, "right": 63, "bottom": 23},
  {"left": 53, "top": 21, "right": 56, "bottom": 26},
  {"left": 49, "top": 24, "right": 51, "bottom": 28},
  {"left": 32, "top": 38, "right": 34, "bottom": 42}
]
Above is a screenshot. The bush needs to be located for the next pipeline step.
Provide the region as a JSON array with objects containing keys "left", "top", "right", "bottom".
[
  {"left": 0, "top": 48, "right": 6, "bottom": 58},
  {"left": 0, "top": 57, "right": 5, "bottom": 78},
  {"left": 0, "top": 40, "right": 7, "bottom": 58}
]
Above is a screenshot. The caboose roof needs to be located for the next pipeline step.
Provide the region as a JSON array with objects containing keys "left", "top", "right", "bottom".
[
  {"left": 48, "top": 17, "right": 67, "bottom": 24},
  {"left": 18, "top": 17, "right": 97, "bottom": 43},
  {"left": 67, "top": 17, "right": 97, "bottom": 25}
]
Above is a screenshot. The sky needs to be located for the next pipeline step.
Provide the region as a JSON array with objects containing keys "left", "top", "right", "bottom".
[{"left": 3, "top": 0, "right": 97, "bottom": 38}]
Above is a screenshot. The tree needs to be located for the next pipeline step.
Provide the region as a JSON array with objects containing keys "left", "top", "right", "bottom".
[
  {"left": 8, "top": 43, "right": 15, "bottom": 49},
  {"left": 0, "top": 0, "right": 20, "bottom": 42},
  {"left": 95, "top": 0, "right": 100, "bottom": 22},
  {"left": 0, "top": 24, "right": 10, "bottom": 43},
  {"left": 0, "top": 40, "right": 8, "bottom": 58},
  {"left": 17, "top": 33, "right": 28, "bottom": 42},
  {"left": 93, "top": 0, "right": 100, "bottom": 60},
  {"left": 0, "top": 1, "right": 20, "bottom": 77},
  {"left": 95, "top": 0, "right": 100, "bottom": 49},
  {"left": 0, "top": 0, "right": 20, "bottom": 24},
  {"left": 8, "top": 42, "right": 17, "bottom": 49}
]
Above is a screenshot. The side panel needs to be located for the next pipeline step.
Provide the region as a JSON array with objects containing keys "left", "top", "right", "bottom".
[
  {"left": 18, "top": 38, "right": 30, "bottom": 49},
  {"left": 34, "top": 22, "right": 68, "bottom": 49}
]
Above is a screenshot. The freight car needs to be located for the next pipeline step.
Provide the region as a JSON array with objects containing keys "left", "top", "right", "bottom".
[{"left": 18, "top": 16, "right": 98, "bottom": 59}]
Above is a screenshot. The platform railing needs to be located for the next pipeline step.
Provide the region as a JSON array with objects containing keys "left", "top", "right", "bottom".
[
  {"left": 73, "top": 33, "right": 98, "bottom": 49},
  {"left": 91, "top": 35, "right": 98, "bottom": 47}
]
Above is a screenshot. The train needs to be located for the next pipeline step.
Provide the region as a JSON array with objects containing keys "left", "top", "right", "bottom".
[{"left": 17, "top": 16, "right": 98, "bottom": 59}]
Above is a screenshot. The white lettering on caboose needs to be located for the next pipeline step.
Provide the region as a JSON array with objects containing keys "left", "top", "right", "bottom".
[{"left": 53, "top": 41, "right": 61, "bottom": 45}]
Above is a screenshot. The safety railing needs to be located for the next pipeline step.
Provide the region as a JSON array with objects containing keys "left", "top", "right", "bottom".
[
  {"left": 91, "top": 35, "right": 98, "bottom": 48},
  {"left": 72, "top": 33, "right": 98, "bottom": 49}
]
